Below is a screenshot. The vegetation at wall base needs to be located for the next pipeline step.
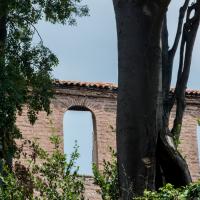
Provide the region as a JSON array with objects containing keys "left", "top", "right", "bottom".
[
  {"left": 135, "top": 182, "right": 200, "bottom": 200},
  {"left": 0, "top": 135, "right": 85, "bottom": 200},
  {"left": 93, "top": 150, "right": 200, "bottom": 200},
  {"left": 0, "top": 142, "right": 200, "bottom": 199},
  {"left": 92, "top": 148, "right": 119, "bottom": 200}
]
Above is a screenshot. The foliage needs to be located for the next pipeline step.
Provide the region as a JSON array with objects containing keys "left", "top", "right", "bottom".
[
  {"left": 0, "top": 135, "right": 85, "bottom": 200},
  {"left": 0, "top": 0, "right": 88, "bottom": 160},
  {"left": 135, "top": 182, "right": 200, "bottom": 200},
  {"left": 92, "top": 148, "right": 120, "bottom": 200},
  {"left": 197, "top": 118, "right": 200, "bottom": 126},
  {"left": 135, "top": 184, "right": 185, "bottom": 200},
  {"left": 93, "top": 150, "right": 200, "bottom": 200}
]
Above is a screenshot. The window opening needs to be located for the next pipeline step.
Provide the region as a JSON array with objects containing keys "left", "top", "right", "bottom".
[{"left": 64, "top": 110, "right": 94, "bottom": 175}]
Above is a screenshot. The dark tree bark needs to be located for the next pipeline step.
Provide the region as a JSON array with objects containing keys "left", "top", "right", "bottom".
[
  {"left": 113, "top": 0, "right": 200, "bottom": 198},
  {"left": 158, "top": 0, "right": 200, "bottom": 188},
  {"left": 113, "top": 0, "right": 170, "bottom": 198},
  {"left": 0, "top": 0, "right": 7, "bottom": 49},
  {"left": 156, "top": 0, "right": 193, "bottom": 189},
  {"left": 0, "top": 0, "right": 7, "bottom": 161},
  {"left": 0, "top": 1, "right": 7, "bottom": 55}
]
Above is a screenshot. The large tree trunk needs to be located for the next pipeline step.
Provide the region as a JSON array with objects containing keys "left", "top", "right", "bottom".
[
  {"left": 113, "top": 0, "right": 200, "bottom": 198},
  {"left": 113, "top": 1, "right": 169, "bottom": 198}
]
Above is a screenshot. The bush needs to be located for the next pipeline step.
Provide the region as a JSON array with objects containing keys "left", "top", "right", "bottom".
[
  {"left": 135, "top": 182, "right": 200, "bottom": 200},
  {"left": 0, "top": 135, "right": 85, "bottom": 200},
  {"left": 93, "top": 150, "right": 200, "bottom": 200},
  {"left": 92, "top": 148, "right": 119, "bottom": 200}
]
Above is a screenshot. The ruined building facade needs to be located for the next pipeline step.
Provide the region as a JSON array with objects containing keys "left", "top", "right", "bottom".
[{"left": 16, "top": 81, "right": 200, "bottom": 200}]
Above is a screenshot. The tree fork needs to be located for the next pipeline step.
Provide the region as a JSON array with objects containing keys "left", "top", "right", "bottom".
[
  {"left": 172, "top": 0, "right": 200, "bottom": 140},
  {"left": 156, "top": 0, "right": 200, "bottom": 190}
]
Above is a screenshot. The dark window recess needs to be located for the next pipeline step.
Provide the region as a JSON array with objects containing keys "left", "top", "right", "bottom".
[{"left": 68, "top": 106, "right": 90, "bottom": 112}]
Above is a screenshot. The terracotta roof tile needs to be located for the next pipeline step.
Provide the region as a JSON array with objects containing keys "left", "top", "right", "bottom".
[
  {"left": 169, "top": 88, "right": 200, "bottom": 96},
  {"left": 54, "top": 80, "right": 118, "bottom": 91},
  {"left": 54, "top": 80, "right": 200, "bottom": 96}
]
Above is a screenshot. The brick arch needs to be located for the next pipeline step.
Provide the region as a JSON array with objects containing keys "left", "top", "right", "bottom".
[{"left": 60, "top": 96, "right": 102, "bottom": 114}]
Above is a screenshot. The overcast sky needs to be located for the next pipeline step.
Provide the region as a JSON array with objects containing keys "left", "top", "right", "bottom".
[
  {"left": 37, "top": 0, "right": 117, "bottom": 84},
  {"left": 36, "top": 0, "right": 200, "bottom": 175},
  {"left": 36, "top": 0, "right": 200, "bottom": 89}
]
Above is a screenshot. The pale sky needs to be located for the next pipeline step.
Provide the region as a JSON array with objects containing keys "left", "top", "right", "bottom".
[
  {"left": 37, "top": 0, "right": 117, "bottom": 84},
  {"left": 36, "top": 0, "right": 200, "bottom": 175}
]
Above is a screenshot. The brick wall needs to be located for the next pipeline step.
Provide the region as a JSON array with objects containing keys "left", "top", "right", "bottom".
[{"left": 16, "top": 82, "right": 200, "bottom": 199}]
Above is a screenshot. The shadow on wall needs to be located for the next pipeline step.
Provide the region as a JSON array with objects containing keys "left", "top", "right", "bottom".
[{"left": 197, "top": 124, "right": 200, "bottom": 163}]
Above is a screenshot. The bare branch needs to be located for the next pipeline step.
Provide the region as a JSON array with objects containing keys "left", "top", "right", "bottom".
[
  {"left": 162, "top": 1, "right": 190, "bottom": 120},
  {"left": 171, "top": 1, "right": 200, "bottom": 143},
  {"left": 29, "top": 22, "right": 44, "bottom": 45},
  {"left": 169, "top": 0, "right": 190, "bottom": 57}
]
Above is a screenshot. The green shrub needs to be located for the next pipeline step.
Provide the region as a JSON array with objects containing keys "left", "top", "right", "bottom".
[
  {"left": 92, "top": 148, "right": 119, "bottom": 200},
  {"left": 93, "top": 150, "right": 200, "bottom": 200},
  {"left": 135, "top": 182, "right": 200, "bottom": 200},
  {"left": 0, "top": 135, "right": 85, "bottom": 200},
  {"left": 135, "top": 184, "right": 185, "bottom": 200}
]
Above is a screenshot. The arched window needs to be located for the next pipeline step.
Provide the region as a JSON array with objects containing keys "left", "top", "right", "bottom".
[{"left": 63, "top": 106, "right": 97, "bottom": 175}]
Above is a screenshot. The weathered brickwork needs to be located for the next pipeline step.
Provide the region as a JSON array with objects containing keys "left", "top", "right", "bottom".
[{"left": 16, "top": 81, "right": 200, "bottom": 199}]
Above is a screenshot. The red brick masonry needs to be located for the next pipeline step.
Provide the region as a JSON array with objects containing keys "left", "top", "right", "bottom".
[{"left": 16, "top": 81, "right": 200, "bottom": 200}]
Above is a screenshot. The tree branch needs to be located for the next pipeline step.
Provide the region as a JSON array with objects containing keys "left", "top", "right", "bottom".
[
  {"left": 171, "top": 1, "right": 200, "bottom": 143},
  {"left": 162, "top": 1, "right": 190, "bottom": 121},
  {"left": 169, "top": 0, "right": 190, "bottom": 57},
  {"left": 8, "top": 15, "right": 44, "bottom": 45}
]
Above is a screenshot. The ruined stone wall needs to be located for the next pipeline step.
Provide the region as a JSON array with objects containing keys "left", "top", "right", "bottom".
[{"left": 16, "top": 81, "right": 200, "bottom": 199}]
